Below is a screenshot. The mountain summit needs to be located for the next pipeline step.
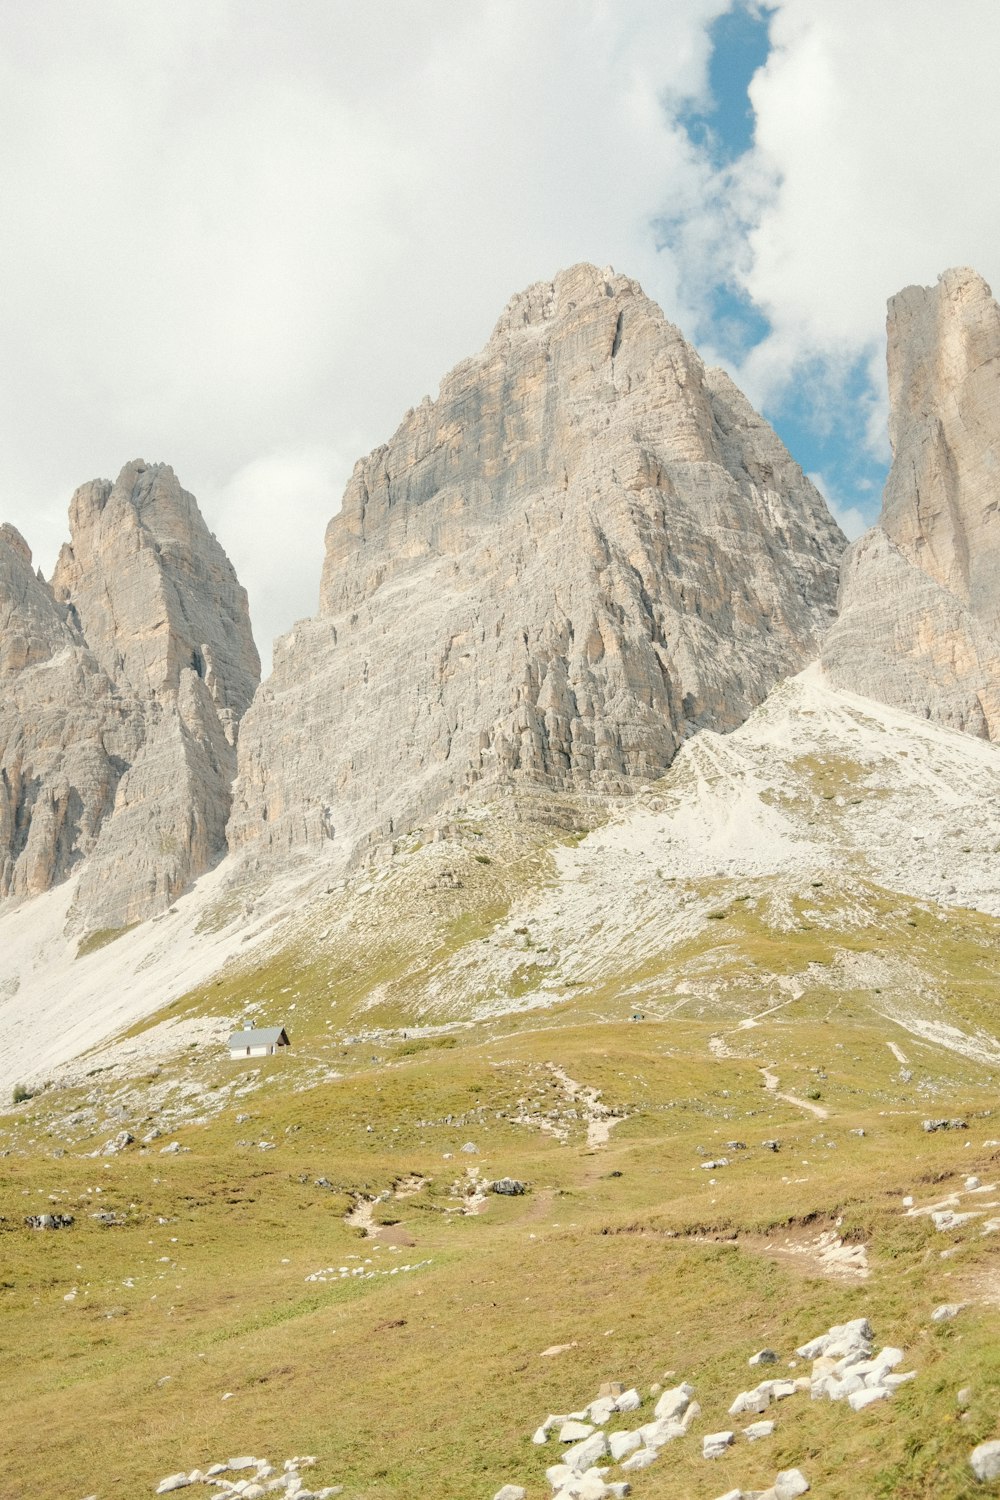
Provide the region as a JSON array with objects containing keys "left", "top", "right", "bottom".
[
  {"left": 823, "top": 267, "right": 1000, "bottom": 735},
  {"left": 0, "top": 461, "right": 259, "bottom": 931},
  {"left": 229, "top": 263, "right": 845, "bottom": 868}
]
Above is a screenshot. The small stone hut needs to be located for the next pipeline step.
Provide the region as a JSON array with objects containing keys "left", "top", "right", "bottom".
[{"left": 227, "top": 1026, "right": 290, "bottom": 1060}]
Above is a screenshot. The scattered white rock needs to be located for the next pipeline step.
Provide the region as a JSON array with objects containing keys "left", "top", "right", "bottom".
[
  {"left": 796, "top": 1316, "right": 872, "bottom": 1361},
  {"left": 744, "top": 1420, "right": 775, "bottom": 1441},
  {"left": 620, "top": 1448, "right": 659, "bottom": 1473},
  {"left": 653, "top": 1382, "right": 694, "bottom": 1421},
  {"left": 848, "top": 1386, "right": 890, "bottom": 1412},
  {"left": 562, "top": 1432, "right": 607, "bottom": 1474},
  {"left": 774, "top": 1469, "right": 810, "bottom": 1499},
  {"left": 703, "top": 1431, "right": 735, "bottom": 1459},
  {"left": 559, "top": 1422, "right": 594, "bottom": 1442},
  {"left": 971, "top": 1442, "right": 1000, "bottom": 1482},
  {"left": 493, "top": 1487, "right": 527, "bottom": 1500},
  {"left": 931, "top": 1302, "right": 966, "bottom": 1321},
  {"left": 680, "top": 1399, "right": 701, "bottom": 1433},
  {"left": 608, "top": 1431, "right": 642, "bottom": 1462},
  {"left": 729, "top": 1388, "right": 769, "bottom": 1417}
]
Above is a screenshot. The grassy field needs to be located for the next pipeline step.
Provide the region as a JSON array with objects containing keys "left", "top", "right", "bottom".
[{"left": 3, "top": 999, "right": 1000, "bottom": 1499}]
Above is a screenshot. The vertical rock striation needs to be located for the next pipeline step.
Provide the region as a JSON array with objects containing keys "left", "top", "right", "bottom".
[
  {"left": 230, "top": 263, "right": 845, "bottom": 867},
  {"left": 0, "top": 463, "right": 259, "bottom": 932},
  {"left": 823, "top": 268, "right": 1000, "bottom": 736}
]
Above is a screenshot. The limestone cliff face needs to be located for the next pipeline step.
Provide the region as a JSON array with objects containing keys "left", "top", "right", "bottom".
[
  {"left": 823, "top": 268, "right": 1000, "bottom": 736},
  {"left": 230, "top": 264, "right": 845, "bottom": 864},
  {"left": 0, "top": 464, "right": 259, "bottom": 931},
  {"left": 51, "top": 460, "right": 259, "bottom": 732}
]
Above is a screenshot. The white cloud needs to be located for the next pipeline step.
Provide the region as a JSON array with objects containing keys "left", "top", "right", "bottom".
[
  {"left": 0, "top": 0, "right": 729, "bottom": 668},
  {"left": 203, "top": 446, "right": 345, "bottom": 653},
  {"left": 5, "top": 2, "right": 995, "bottom": 670},
  {"left": 723, "top": 0, "right": 1000, "bottom": 407}
]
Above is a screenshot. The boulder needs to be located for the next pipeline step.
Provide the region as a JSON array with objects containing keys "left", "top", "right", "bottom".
[
  {"left": 848, "top": 1386, "right": 890, "bottom": 1412},
  {"left": 620, "top": 1448, "right": 659, "bottom": 1473},
  {"left": 971, "top": 1441, "right": 1000, "bottom": 1481},
  {"left": 653, "top": 1382, "right": 694, "bottom": 1421},
  {"left": 559, "top": 1422, "right": 594, "bottom": 1442},
  {"left": 931, "top": 1302, "right": 966, "bottom": 1321},
  {"left": 562, "top": 1432, "right": 607, "bottom": 1474},
  {"left": 774, "top": 1471, "right": 810, "bottom": 1499},
  {"left": 608, "top": 1431, "right": 642, "bottom": 1461},
  {"left": 638, "top": 1418, "right": 685, "bottom": 1446},
  {"left": 744, "top": 1421, "right": 775, "bottom": 1441},
  {"left": 729, "top": 1389, "right": 769, "bottom": 1417},
  {"left": 493, "top": 1487, "right": 527, "bottom": 1500},
  {"left": 680, "top": 1400, "right": 701, "bottom": 1433},
  {"left": 703, "top": 1431, "right": 735, "bottom": 1459},
  {"left": 574, "top": 1474, "right": 614, "bottom": 1500}
]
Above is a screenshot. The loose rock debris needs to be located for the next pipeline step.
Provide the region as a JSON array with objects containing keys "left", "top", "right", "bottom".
[
  {"left": 155, "top": 1454, "right": 339, "bottom": 1496},
  {"left": 490, "top": 1316, "right": 917, "bottom": 1499}
]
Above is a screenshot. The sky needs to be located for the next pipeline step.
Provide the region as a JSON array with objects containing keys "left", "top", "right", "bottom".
[{"left": 2, "top": 0, "right": 999, "bottom": 669}]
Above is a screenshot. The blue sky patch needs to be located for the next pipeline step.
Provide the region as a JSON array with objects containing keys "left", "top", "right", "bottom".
[
  {"left": 679, "top": 2, "right": 774, "bottom": 167},
  {"left": 669, "top": 1, "right": 888, "bottom": 532}
]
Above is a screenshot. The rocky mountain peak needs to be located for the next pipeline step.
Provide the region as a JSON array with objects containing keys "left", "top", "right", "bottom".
[
  {"left": 232, "top": 262, "right": 845, "bottom": 868},
  {"left": 823, "top": 266, "right": 1000, "bottom": 737},
  {"left": 0, "top": 522, "right": 33, "bottom": 568},
  {"left": 0, "top": 523, "right": 71, "bottom": 678},
  {"left": 881, "top": 268, "right": 1000, "bottom": 626},
  {"left": 51, "top": 459, "right": 260, "bottom": 726},
  {"left": 0, "top": 464, "right": 260, "bottom": 932}
]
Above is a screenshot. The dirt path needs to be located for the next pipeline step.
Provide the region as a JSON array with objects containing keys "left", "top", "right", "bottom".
[
  {"left": 345, "top": 1175, "right": 429, "bottom": 1241},
  {"left": 546, "top": 1063, "right": 625, "bottom": 1148},
  {"left": 760, "top": 1066, "right": 829, "bottom": 1119}
]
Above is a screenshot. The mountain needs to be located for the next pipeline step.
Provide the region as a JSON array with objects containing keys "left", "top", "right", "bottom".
[
  {"left": 228, "top": 263, "right": 845, "bottom": 870},
  {"left": 5, "top": 266, "right": 1000, "bottom": 1500},
  {"left": 823, "top": 267, "right": 1000, "bottom": 736},
  {"left": 0, "top": 460, "right": 259, "bottom": 934}
]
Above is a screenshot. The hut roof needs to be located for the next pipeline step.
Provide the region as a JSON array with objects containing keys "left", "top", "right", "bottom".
[{"left": 227, "top": 1026, "right": 289, "bottom": 1048}]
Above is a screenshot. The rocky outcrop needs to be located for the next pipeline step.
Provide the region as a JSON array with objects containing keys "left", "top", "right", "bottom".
[
  {"left": 0, "top": 463, "right": 259, "bottom": 932},
  {"left": 823, "top": 268, "right": 1000, "bottom": 735},
  {"left": 230, "top": 263, "right": 845, "bottom": 867},
  {"left": 51, "top": 461, "right": 258, "bottom": 731}
]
